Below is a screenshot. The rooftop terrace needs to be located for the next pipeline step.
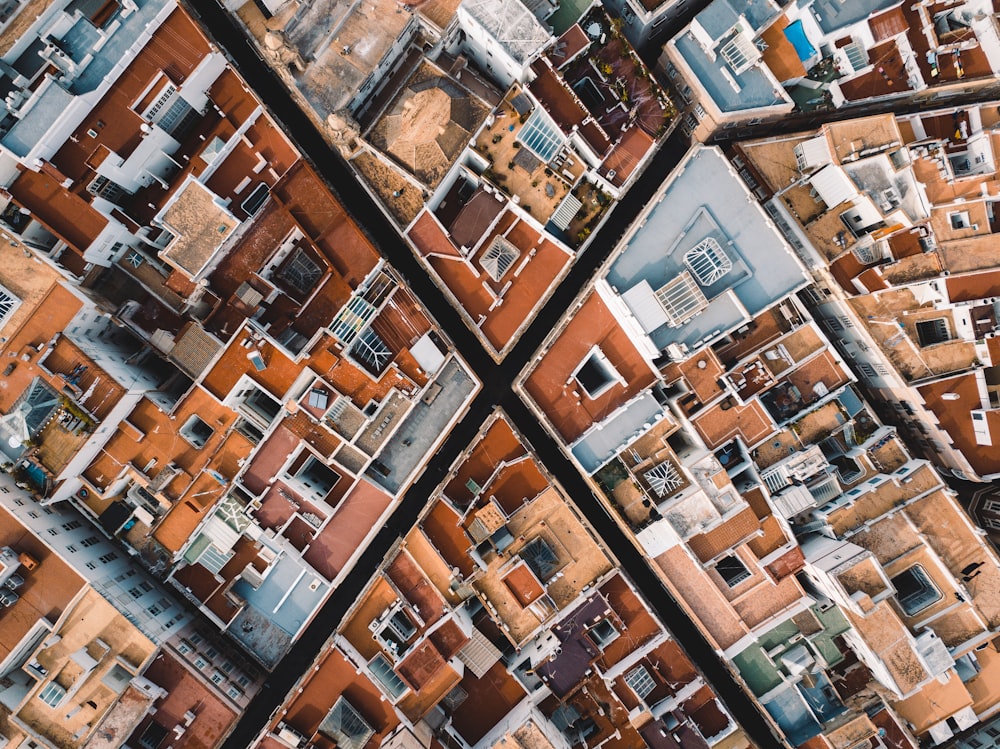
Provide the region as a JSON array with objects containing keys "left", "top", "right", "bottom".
[{"left": 608, "top": 147, "right": 809, "bottom": 353}]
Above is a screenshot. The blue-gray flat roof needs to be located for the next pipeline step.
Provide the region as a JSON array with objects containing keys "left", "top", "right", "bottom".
[
  {"left": 674, "top": 31, "right": 787, "bottom": 112},
  {"left": 800, "top": 0, "right": 898, "bottom": 34},
  {"left": 607, "top": 147, "right": 808, "bottom": 351},
  {"left": 231, "top": 552, "right": 330, "bottom": 667},
  {"left": 695, "top": 0, "right": 776, "bottom": 40},
  {"left": 571, "top": 392, "right": 665, "bottom": 473},
  {"left": 365, "top": 357, "right": 477, "bottom": 494},
  {"left": 696, "top": 0, "right": 740, "bottom": 40},
  {"left": 1, "top": 0, "right": 170, "bottom": 156}
]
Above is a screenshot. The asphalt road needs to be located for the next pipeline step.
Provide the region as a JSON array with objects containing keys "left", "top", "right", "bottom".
[{"left": 186, "top": 3, "right": 783, "bottom": 747}]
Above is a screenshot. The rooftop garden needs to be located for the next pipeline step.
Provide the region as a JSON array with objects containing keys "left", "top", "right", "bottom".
[{"left": 565, "top": 10, "right": 675, "bottom": 138}]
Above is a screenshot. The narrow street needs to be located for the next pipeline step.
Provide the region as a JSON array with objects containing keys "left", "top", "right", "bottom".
[{"left": 187, "top": 3, "right": 782, "bottom": 747}]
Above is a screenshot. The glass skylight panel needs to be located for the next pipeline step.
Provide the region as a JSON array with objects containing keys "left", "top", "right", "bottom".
[
  {"left": 684, "top": 237, "right": 732, "bottom": 286},
  {"left": 517, "top": 108, "right": 563, "bottom": 163},
  {"left": 369, "top": 654, "right": 408, "bottom": 699},
  {"left": 279, "top": 249, "right": 323, "bottom": 294},
  {"left": 352, "top": 329, "right": 393, "bottom": 374},
  {"left": 481, "top": 236, "right": 520, "bottom": 281},
  {"left": 331, "top": 296, "right": 377, "bottom": 344},
  {"left": 644, "top": 460, "right": 683, "bottom": 497},
  {"left": 320, "top": 697, "right": 375, "bottom": 749},
  {"left": 719, "top": 31, "right": 758, "bottom": 75},
  {"left": 625, "top": 665, "right": 656, "bottom": 699},
  {"left": 0, "top": 283, "right": 20, "bottom": 330},
  {"left": 893, "top": 565, "right": 941, "bottom": 616},
  {"left": 655, "top": 272, "right": 708, "bottom": 326}
]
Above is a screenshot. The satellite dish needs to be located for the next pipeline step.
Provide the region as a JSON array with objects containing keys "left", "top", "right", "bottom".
[{"left": 7, "top": 436, "right": 21, "bottom": 449}]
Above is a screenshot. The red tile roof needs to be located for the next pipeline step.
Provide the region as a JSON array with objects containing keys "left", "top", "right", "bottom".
[
  {"left": 918, "top": 372, "right": 1000, "bottom": 478},
  {"left": 524, "top": 290, "right": 657, "bottom": 443},
  {"left": 53, "top": 8, "right": 212, "bottom": 183},
  {"left": 129, "top": 651, "right": 239, "bottom": 749},
  {"left": 869, "top": 6, "right": 907, "bottom": 42},
  {"left": 550, "top": 25, "right": 590, "bottom": 69},
  {"left": 600, "top": 127, "right": 654, "bottom": 187},
  {"left": 9, "top": 168, "right": 108, "bottom": 252},
  {"left": 946, "top": 269, "right": 1000, "bottom": 303},
  {"left": 529, "top": 61, "right": 588, "bottom": 132}
]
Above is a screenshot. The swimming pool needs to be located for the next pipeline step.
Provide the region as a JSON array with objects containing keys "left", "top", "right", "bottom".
[{"left": 784, "top": 20, "right": 817, "bottom": 62}]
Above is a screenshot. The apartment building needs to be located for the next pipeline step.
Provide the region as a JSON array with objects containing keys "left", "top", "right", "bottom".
[
  {"left": 0, "top": 0, "right": 478, "bottom": 675},
  {"left": 256, "top": 411, "right": 752, "bottom": 749},
  {"left": 237, "top": 0, "right": 670, "bottom": 360},
  {"left": 0, "top": 497, "right": 266, "bottom": 749},
  {"left": 734, "top": 105, "right": 1000, "bottom": 484},
  {"left": 658, "top": 0, "right": 1000, "bottom": 140},
  {"left": 515, "top": 141, "right": 1000, "bottom": 746}
]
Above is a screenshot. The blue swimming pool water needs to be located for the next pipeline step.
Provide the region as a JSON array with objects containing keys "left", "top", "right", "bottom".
[{"left": 784, "top": 20, "right": 817, "bottom": 62}]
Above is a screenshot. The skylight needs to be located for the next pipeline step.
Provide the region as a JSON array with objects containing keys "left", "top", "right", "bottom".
[
  {"left": 719, "top": 30, "right": 759, "bottom": 75},
  {"left": 369, "top": 654, "right": 408, "bottom": 700},
  {"left": 278, "top": 248, "right": 323, "bottom": 295},
  {"left": 644, "top": 460, "right": 684, "bottom": 498},
  {"left": 521, "top": 537, "right": 559, "bottom": 581},
  {"left": 331, "top": 296, "right": 378, "bottom": 345},
  {"left": 351, "top": 329, "right": 393, "bottom": 374},
  {"left": 319, "top": 697, "right": 375, "bottom": 749},
  {"left": 517, "top": 108, "right": 564, "bottom": 163},
  {"left": 573, "top": 346, "right": 623, "bottom": 399},
  {"left": 481, "top": 236, "right": 520, "bottom": 282},
  {"left": 624, "top": 665, "right": 656, "bottom": 700},
  {"left": 892, "top": 565, "right": 941, "bottom": 616},
  {"left": 684, "top": 237, "right": 732, "bottom": 286},
  {"left": 655, "top": 272, "right": 708, "bottom": 326}
]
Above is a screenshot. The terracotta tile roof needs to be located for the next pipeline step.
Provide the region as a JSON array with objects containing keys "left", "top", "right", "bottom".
[
  {"left": 760, "top": 15, "right": 807, "bottom": 81},
  {"left": 387, "top": 551, "right": 445, "bottom": 625},
  {"left": 169, "top": 322, "right": 223, "bottom": 379},
  {"left": 687, "top": 507, "right": 761, "bottom": 563},
  {"left": 9, "top": 168, "right": 107, "bottom": 252},
  {"left": 420, "top": 500, "right": 474, "bottom": 576},
  {"left": 428, "top": 619, "right": 469, "bottom": 659},
  {"left": 869, "top": 6, "right": 907, "bottom": 42},
  {"left": 302, "top": 479, "right": 393, "bottom": 581},
  {"left": 599, "top": 127, "right": 654, "bottom": 187},
  {"left": 887, "top": 227, "right": 924, "bottom": 259},
  {"left": 856, "top": 267, "right": 889, "bottom": 292},
  {"left": 946, "top": 268, "right": 1000, "bottom": 303},
  {"left": 529, "top": 61, "right": 587, "bottom": 131},
  {"left": 0, "top": 507, "right": 85, "bottom": 663},
  {"left": 652, "top": 546, "right": 746, "bottom": 650},
  {"left": 408, "top": 211, "right": 462, "bottom": 257},
  {"left": 549, "top": 25, "right": 590, "bottom": 69},
  {"left": 524, "top": 290, "right": 657, "bottom": 443},
  {"left": 917, "top": 371, "right": 1000, "bottom": 478},
  {"left": 838, "top": 40, "right": 911, "bottom": 101},
  {"left": 128, "top": 651, "right": 238, "bottom": 749},
  {"left": 578, "top": 120, "right": 611, "bottom": 158},
  {"left": 282, "top": 648, "right": 398, "bottom": 739},
  {"left": 693, "top": 399, "right": 774, "bottom": 449},
  {"left": 52, "top": 8, "right": 212, "bottom": 183},
  {"left": 830, "top": 252, "right": 869, "bottom": 293},
  {"left": 448, "top": 189, "right": 505, "bottom": 251}
]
